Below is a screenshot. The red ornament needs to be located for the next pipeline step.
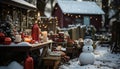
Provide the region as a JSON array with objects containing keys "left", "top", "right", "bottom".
[
  {"left": 4, "top": 37, "right": 12, "bottom": 45},
  {"left": 24, "top": 55, "right": 34, "bottom": 69},
  {"left": 0, "top": 32, "right": 5, "bottom": 44},
  {"left": 31, "top": 23, "right": 40, "bottom": 42},
  {"left": 21, "top": 32, "right": 25, "bottom": 40},
  {"left": 30, "top": 40, "right": 35, "bottom": 44}
]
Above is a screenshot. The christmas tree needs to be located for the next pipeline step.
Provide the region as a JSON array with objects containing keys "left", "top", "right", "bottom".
[{"left": 0, "top": 15, "right": 15, "bottom": 41}]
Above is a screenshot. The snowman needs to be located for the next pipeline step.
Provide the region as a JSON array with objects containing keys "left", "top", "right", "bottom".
[{"left": 79, "top": 39, "right": 95, "bottom": 65}]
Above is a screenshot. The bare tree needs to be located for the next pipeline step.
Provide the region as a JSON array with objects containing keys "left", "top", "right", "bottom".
[{"left": 102, "top": 0, "right": 120, "bottom": 30}]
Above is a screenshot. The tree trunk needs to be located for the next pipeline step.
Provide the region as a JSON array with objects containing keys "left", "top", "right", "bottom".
[{"left": 102, "top": 0, "right": 109, "bottom": 30}]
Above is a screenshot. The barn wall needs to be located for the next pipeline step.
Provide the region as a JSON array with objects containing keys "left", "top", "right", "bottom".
[
  {"left": 52, "top": 4, "right": 63, "bottom": 28},
  {"left": 52, "top": 4, "right": 103, "bottom": 31}
]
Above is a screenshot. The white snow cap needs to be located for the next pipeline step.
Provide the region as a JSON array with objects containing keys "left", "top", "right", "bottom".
[
  {"left": 77, "top": 0, "right": 83, "bottom": 1},
  {"left": 57, "top": 0, "right": 105, "bottom": 15}
]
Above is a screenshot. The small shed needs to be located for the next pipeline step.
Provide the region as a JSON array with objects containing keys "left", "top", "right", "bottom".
[{"left": 52, "top": 0, "right": 105, "bottom": 31}]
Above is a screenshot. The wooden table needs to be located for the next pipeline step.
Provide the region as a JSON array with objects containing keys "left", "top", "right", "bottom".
[
  {"left": 0, "top": 40, "right": 53, "bottom": 52},
  {"left": 0, "top": 40, "right": 53, "bottom": 68}
]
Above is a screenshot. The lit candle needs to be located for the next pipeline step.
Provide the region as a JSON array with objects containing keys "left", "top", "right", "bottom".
[
  {"left": 24, "top": 37, "right": 31, "bottom": 43},
  {"left": 42, "top": 31, "right": 48, "bottom": 42},
  {"left": 14, "top": 35, "right": 22, "bottom": 43}
]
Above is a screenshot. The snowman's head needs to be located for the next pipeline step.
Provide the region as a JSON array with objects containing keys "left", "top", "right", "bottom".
[{"left": 84, "top": 39, "right": 93, "bottom": 46}]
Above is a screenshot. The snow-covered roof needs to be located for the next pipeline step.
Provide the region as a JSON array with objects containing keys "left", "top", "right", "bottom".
[
  {"left": 12, "top": 0, "right": 36, "bottom": 9},
  {"left": 57, "top": 0, "right": 105, "bottom": 15}
]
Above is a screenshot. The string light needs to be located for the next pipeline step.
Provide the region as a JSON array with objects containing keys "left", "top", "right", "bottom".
[
  {"left": 55, "top": 7, "right": 58, "bottom": 10},
  {"left": 64, "top": 13, "right": 66, "bottom": 15},
  {"left": 56, "top": 23, "right": 58, "bottom": 25},
  {"left": 76, "top": 16, "right": 78, "bottom": 18},
  {"left": 38, "top": 12, "right": 40, "bottom": 17},
  {"left": 7, "top": 11, "right": 10, "bottom": 14},
  {"left": 43, "top": 24, "right": 44, "bottom": 26},
  {"left": 44, "top": 25, "right": 47, "bottom": 28},
  {"left": 96, "top": 18, "right": 98, "bottom": 21},
  {"left": 55, "top": 17, "right": 57, "bottom": 20},
  {"left": 110, "top": 6, "right": 112, "bottom": 8},
  {"left": 56, "top": 21, "right": 58, "bottom": 23},
  {"left": 50, "top": 21, "right": 52, "bottom": 23},
  {"left": 68, "top": 14, "right": 70, "bottom": 16},
  {"left": 90, "top": 17, "right": 92, "bottom": 19}
]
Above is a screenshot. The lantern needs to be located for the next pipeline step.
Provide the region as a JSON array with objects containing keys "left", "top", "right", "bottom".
[
  {"left": 24, "top": 55, "right": 34, "bottom": 69},
  {"left": 31, "top": 23, "right": 40, "bottom": 42}
]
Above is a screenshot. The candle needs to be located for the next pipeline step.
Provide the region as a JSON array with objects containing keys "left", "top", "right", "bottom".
[
  {"left": 24, "top": 37, "right": 31, "bottom": 43},
  {"left": 14, "top": 35, "right": 22, "bottom": 43},
  {"left": 42, "top": 31, "right": 48, "bottom": 42}
]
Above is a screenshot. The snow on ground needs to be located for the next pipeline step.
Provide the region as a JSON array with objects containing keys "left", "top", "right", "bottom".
[
  {"left": 59, "top": 45, "right": 120, "bottom": 69},
  {"left": 0, "top": 44, "right": 119, "bottom": 69}
]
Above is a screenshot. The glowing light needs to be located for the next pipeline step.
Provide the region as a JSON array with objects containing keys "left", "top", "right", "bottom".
[
  {"left": 38, "top": 12, "right": 40, "bottom": 17},
  {"left": 55, "top": 7, "right": 58, "bottom": 10},
  {"left": 56, "top": 23, "right": 58, "bottom": 25},
  {"left": 7, "top": 11, "right": 9, "bottom": 14},
  {"left": 110, "top": 6, "right": 112, "bottom": 8},
  {"left": 76, "top": 16, "right": 78, "bottom": 18},
  {"left": 64, "top": 13, "right": 66, "bottom": 15},
  {"left": 96, "top": 18, "right": 98, "bottom": 21},
  {"left": 50, "top": 21, "right": 52, "bottom": 23},
  {"left": 90, "top": 17, "right": 92, "bottom": 19},
  {"left": 55, "top": 17, "right": 57, "bottom": 20},
  {"left": 68, "top": 14, "right": 70, "bottom": 16},
  {"left": 56, "top": 21, "right": 58, "bottom": 23},
  {"left": 44, "top": 25, "right": 47, "bottom": 28}
]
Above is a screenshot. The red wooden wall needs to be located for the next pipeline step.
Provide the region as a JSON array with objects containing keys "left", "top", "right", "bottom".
[{"left": 52, "top": 4, "right": 102, "bottom": 31}]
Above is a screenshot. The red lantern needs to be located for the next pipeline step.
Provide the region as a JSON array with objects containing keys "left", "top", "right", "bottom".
[
  {"left": 31, "top": 23, "right": 40, "bottom": 42},
  {"left": 24, "top": 55, "right": 34, "bottom": 69},
  {"left": 4, "top": 37, "right": 12, "bottom": 45}
]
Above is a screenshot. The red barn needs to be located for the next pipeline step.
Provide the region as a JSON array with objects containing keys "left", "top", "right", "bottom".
[{"left": 52, "top": 0, "right": 105, "bottom": 31}]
